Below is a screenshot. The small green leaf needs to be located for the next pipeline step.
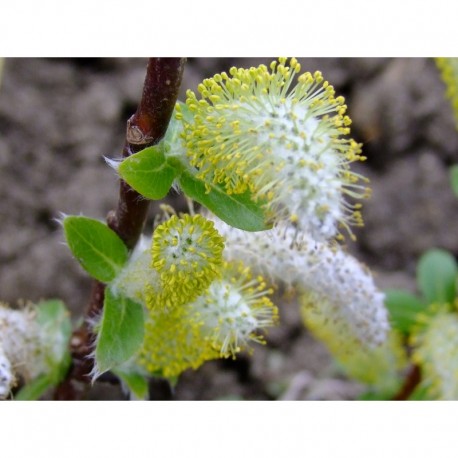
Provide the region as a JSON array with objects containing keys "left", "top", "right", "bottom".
[
  {"left": 15, "top": 374, "right": 54, "bottom": 400},
  {"left": 178, "top": 171, "right": 270, "bottom": 232},
  {"left": 450, "top": 165, "right": 458, "bottom": 198},
  {"left": 163, "top": 110, "right": 185, "bottom": 144},
  {"left": 408, "top": 383, "right": 432, "bottom": 400},
  {"left": 161, "top": 110, "right": 189, "bottom": 168},
  {"left": 384, "top": 289, "right": 428, "bottom": 334},
  {"left": 36, "top": 299, "right": 72, "bottom": 383},
  {"left": 95, "top": 289, "right": 145, "bottom": 376},
  {"left": 417, "top": 248, "right": 457, "bottom": 305},
  {"left": 63, "top": 216, "right": 128, "bottom": 282},
  {"left": 118, "top": 145, "right": 177, "bottom": 200},
  {"left": 113, "top": 368, "right": 149, "bottom": 400}
]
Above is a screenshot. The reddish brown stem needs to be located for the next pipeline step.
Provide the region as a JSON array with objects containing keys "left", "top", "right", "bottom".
[
  {"left": 109, "top": 58, "right": 186, "bottom": 249},
  {"left": 392, "top": 364, "right": 421, "bottom": 400},
  {"left": 54, "top": 58, "right": 185, "bottom": 400}
]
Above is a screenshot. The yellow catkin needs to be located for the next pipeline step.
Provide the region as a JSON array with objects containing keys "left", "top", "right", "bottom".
[
  {"left": 137, "top": 305, "right": 219, "bottom": 379},
  {"left": 436, "top": 58, "right": 458, "bottom": 129},
  {"left": 148, "top": 214, "right": 225, "bottom": 309},
  {"left": 175, "top": 58, "right": 368, "bottom": 241},
  {"left": 138, "top": 261, "right": 278, "bottom": 378},
  {"left": 411, "top": 309, "right": 458, "bottom": 400},
  {"left": 300, "top": 292, "right": 406, "bottom": 393}
]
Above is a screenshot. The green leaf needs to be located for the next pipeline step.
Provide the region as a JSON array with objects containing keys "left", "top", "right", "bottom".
[
  {"left": 113, "top": 368, "right": 149, "bottom": 400},
  {"left": 450, "top": 165, "right": 458, "bottom": 198},
  {"left": 408, "top": 383, "right": 432, "bottom": 400},
  {"left": 36, "top": 299, "right": 72, "bottom": 383},
  {"left": 417, "top": 248, "right": 457, "bottom": 305},
  {"left": 15, "top": 374, "right": 54, "bottom": 400},
  {"left": 161, "top": 109, "right": 190, "bottom": 169},
  {"left": 164, "top": 109, "right": 185, "bottom": 144},
  {"left": 384, "top": 289, "right": 429, "bottom": 334},
  {"left": 95, "top": 289, "right": 145, "bottom": 376},
  {"left": 118, "top": 145, "right": 177, "bottom": 200},
  {"left": 63, "top": 216, "right": 128, "bottom": 283},
  {"left": 178, "top": 170, "right": 270, "bottom": 232}
]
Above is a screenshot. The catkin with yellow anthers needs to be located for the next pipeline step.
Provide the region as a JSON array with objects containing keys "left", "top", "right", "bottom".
[
  {"left": 149, "top": 214, "right": 225, "bottom": 309},
  {"left": 411, "top": 310, "right": 458, "bottom": 400},
  {"left": 211, "top": 216, "right": 389, "bottom": 348},
  {"left": 191, "top": 261, "right": 278, "bottom": 358},
  {"left": 0, "top": 346, "right": 14, "bottom": 399},
  {"left": 0, "top": 302, "right": 62, "bottom": 398},
  {"left": 137, "top": 305, "right": 219, "bottom": 379},
  {"left": 177, "top": 58, "right": 368, "bottom": 242},
  {"left": 138, "top": 260, "right": 278, "bottom": 378},
  {"left": 436, "top": 58, "right": 458, "bottom": 129},
  {"left": 300, "top": 293, "right": 406, "bottom": 393}
]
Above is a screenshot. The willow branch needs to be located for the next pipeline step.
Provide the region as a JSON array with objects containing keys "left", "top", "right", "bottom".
[
  {"left": 392, "top": 364, "right": 421, "bottom": 400},
  {"left": 54, "top": 58, "right": 186, "bottom": 400}
]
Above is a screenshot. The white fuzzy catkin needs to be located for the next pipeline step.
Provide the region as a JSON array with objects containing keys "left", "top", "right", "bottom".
[
  {"left": 137, "top": 261, "right": 277, "bottom": 378},
  {"left": 0, "top": 346, "right": 14, "bottom": 398},
  {"left": 412, "top": 311, "right": 458, "bottom": 400},
  {"left": 179, "top": 59, "right": 368, "bottom": 241},
  {"left": 110, "top": 236, "right": 160, "bottom": 304},
  {"left": 300, "top": 291, "right": 406, "bottom": 392},
  {"left": 0, "top": 304, "right": 49, "bottom": 398},
  {"left": 188, "top": 262, "right": 277, "bottom": 357},
  {"left": 211, "top": 217, "right": 389, "bottom": 347}
]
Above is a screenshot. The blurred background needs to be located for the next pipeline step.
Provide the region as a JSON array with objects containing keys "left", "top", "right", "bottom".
[{"left": 1, "top": 58, "right": 458, "bottom": 399}]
